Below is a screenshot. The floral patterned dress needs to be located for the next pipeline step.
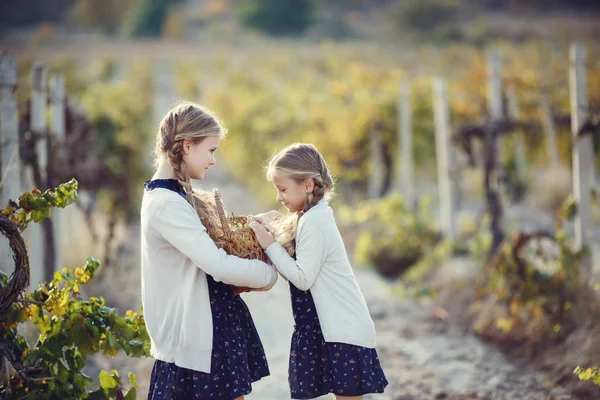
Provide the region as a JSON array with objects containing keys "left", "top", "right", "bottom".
[
  {"left": 145, "top": 179, "right": 269, "bottom": 400},
  {"left": 288, "top": 282, "right": 388, "bottom": 399}
]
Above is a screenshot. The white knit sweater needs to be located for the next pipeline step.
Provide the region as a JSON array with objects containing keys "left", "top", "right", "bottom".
[
  {"left": 140, "top": 187, "right": 277, "bottom": 373},
  {"left": 265, "top": 200, "right": 376, "bottom": 348}
]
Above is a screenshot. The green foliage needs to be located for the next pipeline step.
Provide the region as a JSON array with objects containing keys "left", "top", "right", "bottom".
[
  {"left": 239, "top": 0, "right": 315, "bottom": 35},
  {"left": 574, "top": 367, "right": 600, "bottom": 387},
  {"left": 15, "top": 54, "right": 154, "bottom": 225},
  {"left": 79, "top": 58, "right": 154, "bottom": 221},
  {"left": 0, "top": 181, "right": 150, "bottom": 399},
  {"left": 70, "top": 0, "right": 132, "bottom": 34},
  {"left": 339, "top": 194, "right": 441, "bottom": 279},
  {"left": 173, "top": 59, "right": 201, "bottom": 101},
  {"left": 87, "top": 56, "right": 120, "bottom": 83},
  {"left": 470, "top": 196, "right": 585, "bottom": 342},
  {"left": 204, "top": 55, "right": 408, "bottom": 203},
  {"left": 465, "top": 217, "right": 493, "bottom": 266},
  {"left": 1, "top": 260, "right": 148, "bottom": 399},
  {"left": 403, "top": 238, "right": 456, "bottom": 284},
  {"left": 1, "top": 179, "right": 78, "bottom": 231},
  {"left": 192, "top": 44, "right": 600, "bottom": 203},
  {"left": 122, "top": 0, "right": 170, "bottom": 38},
  {"left": 393, "top": 0, "right": 459, "bottom": 34}
]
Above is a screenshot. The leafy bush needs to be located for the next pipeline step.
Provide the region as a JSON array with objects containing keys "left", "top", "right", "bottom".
[
  {"left": 470, "top": 196, "right": 585, "bottom": 342},
  {"left": 0, "top": 180, "right": 150, "bottom": 399},
  {"left": 339, "top": 194, "right": 441, "bottom": 278},
  {"left": 239, "top": 0, "right": 315, "bottom": 35},
  {"left": 122, "top": 0, "right": 169, "bottom": 38}
]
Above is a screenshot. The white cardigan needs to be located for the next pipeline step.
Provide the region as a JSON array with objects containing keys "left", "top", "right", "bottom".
[
  {"left": 265, "top": 200, "right": 377, "bottom": 348},
  {"left": 140, "top": 188, "right": 277, "bottom": 373}
]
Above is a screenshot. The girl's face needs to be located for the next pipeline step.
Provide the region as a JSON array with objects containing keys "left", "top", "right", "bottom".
[
  {"left": 183, "top": 135, "right": 220, "bottom": 180},
  {"left": 271, "top": 173, "right": 313, "bottom": 212}
]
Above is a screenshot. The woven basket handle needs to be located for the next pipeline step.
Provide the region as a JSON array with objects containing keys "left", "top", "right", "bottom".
[{"left": 213, "top": 189, "right": 231, "bottom": 235}]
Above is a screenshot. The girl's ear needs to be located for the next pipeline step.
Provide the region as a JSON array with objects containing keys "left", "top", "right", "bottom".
[
  {"left": 304, "top": 178, "right": 315, "bottom": 193},
  {"left": 182, "top": 139, "right": 192, "bottom": 155}
]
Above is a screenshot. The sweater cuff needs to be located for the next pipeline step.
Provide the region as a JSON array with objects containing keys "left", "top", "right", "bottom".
[
  {"left": 265, "top": 241, "right": 281, "bottom": 255},
  {"left": 265, "top": 242, "right": 287, "bottom": 264}
]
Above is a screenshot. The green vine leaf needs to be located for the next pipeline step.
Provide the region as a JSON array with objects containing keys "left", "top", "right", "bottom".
[
  {"left": 1, "top": 179, "right": 78, "bottom": 231},
  {"left": 99, "top": 370, "right": 119, "bottom": 390}
]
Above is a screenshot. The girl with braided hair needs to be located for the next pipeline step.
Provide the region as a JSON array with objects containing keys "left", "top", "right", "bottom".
[
  {"left": 141, "top": 101, "right": 277, "bottom": 400},
  {"left": 250, "top": 143, "right": 388, "bottom": 400}
]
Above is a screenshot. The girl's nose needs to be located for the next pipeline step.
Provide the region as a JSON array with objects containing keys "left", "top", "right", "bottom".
[
  {"left": 276, "top": 193, "right": 283, "bottom": 202},
  {"left": 210, "top": 154, "right": 216, "bottom": 165}
]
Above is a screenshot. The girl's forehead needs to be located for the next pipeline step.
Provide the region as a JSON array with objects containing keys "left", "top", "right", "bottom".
[
  {"left": 272, "top": 173, "right": 297, "bottom": 186},
  {"left": 203, "top": 135, "right": 220, "bottom": 146}
]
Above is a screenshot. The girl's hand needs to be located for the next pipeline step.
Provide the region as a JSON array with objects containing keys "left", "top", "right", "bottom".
[
  {"left": 250, "top": 220, "right": 276, "bottom": 250},
  {"left": 250, "top": 210, "right": 283, "bottom": 224},
  {"left": 249, "top": 218, "right": 272, "bottom": 233},
  {"left": 263, "top": 210, "right": 283, "bottom": 221},
  {"left": 229, "top": 285, "right": 252, "bottom": 295}
]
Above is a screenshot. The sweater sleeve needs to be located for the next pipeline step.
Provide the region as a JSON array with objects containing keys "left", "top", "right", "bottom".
[
  {"left": 153, "top": 199, "right": 277, "bottom": 289},
  {"left": 264, "top": 221, "right": 325, "bottom": 291}
]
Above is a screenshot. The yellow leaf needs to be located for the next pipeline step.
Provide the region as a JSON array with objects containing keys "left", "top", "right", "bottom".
[
  {"left": 579, "top": 368, "right": 593, "bottom": 381},
  {"left": 51, "top": 291, "right": 69, "bottom": 316},
  {"left": 496, "top": 317, "right": 514, "bottom": 334}
]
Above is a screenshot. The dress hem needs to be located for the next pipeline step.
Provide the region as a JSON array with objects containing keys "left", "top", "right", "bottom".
[{"left": 291, "top": 387, "right": 387, "bottom": 399}]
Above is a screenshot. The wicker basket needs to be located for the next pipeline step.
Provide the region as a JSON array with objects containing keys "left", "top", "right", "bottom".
[
  {"left": 211, "top": 189, "right": 268, "bottom": 294},
  {"left": 212, "top": 189, "right": 267, "bottom": 263}
]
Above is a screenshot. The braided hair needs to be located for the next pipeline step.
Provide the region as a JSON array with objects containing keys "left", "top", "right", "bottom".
[
  {"left": 154, "top": 100, "right": 226, "bottom": 216},
  {"left": 266, "top": 143, "right": 335, "bottom": 253}
]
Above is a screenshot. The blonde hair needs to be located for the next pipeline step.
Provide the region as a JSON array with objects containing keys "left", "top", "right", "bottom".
[
  {"left": 266, "top": 143, "right": 335, "bottom": 252},
  {"left": 154, "top": 100, "right": 226, "bottom": 214}
]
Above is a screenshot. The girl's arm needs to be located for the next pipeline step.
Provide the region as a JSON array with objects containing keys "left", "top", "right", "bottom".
[
  {"left": 253, "top": 221, "right": 324, "bottom": 291},
  {"left": 154, "top": 199, "right": 277, "bottom": 289},
  {"left": 253, "top": 265, "right": 279, "bottom": 291}
]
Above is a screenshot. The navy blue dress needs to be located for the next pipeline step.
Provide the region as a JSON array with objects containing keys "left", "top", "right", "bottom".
[
  {"left": 144, "top": 179, "right": 269, "bottom": 400},
  {"left": 288, "top": 283, "right": 388, "bottom": 399}
]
